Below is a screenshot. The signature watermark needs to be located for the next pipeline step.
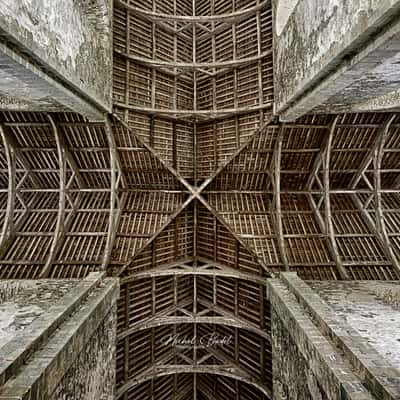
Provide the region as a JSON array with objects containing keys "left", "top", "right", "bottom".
[{"left": 160, "top": 333, "right": 233, "bottom": 349}]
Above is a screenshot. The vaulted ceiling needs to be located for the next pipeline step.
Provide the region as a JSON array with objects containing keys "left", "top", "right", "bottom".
[{"left": 0, "top": 0, "right": 399, "bottom": 399}]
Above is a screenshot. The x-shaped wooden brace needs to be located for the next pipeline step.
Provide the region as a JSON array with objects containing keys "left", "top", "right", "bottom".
[{"left": 113, "top": 113, "right": 275, "bottom": 276}]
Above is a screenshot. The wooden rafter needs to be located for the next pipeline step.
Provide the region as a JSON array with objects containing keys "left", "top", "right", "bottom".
[
  {"left": 305, "top": 117, "right": 350, "bottom": 279},
  {"left": 114, "top": 113, "right": 275, "bottom": 276},
  {"left": 116, "top": 365, "right": 272, "bottom": 399},
  {"left": 272, "top": 125, "right": 289, "bottom": 270},
  {"left": 118, "top": 308, "right": 270, "bottom": 341},
  {"left": 0, "top": 125, "right": 15, "bottom": 254},
  {"left": 322, "top": 116, "right": 350, "bottom": 280},
  {"left": 102, "top": 117, "right": 126, "bottom": 270},
  {"left": 115, "top": 0, "right": 269, "bottom": 23},
  {"left": 40, "top": 115, "right": 66, "bottom": 277},
  {"left": 350, "top": 115, "right": 400, "bottom": 276},
  {"left": 115, "top": 49, "right": 272, "bottom": 70},
  {"left": 121, "top": 259, "right": 267, "bottom": 285}
]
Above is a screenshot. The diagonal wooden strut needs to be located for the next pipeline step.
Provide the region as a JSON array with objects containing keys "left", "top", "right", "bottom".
[
  {"left": 350, "top": 114, "right": 400, "bottom": 276},
  {"left": 114, "top": 113, "right": 275, "bottom": 274}
]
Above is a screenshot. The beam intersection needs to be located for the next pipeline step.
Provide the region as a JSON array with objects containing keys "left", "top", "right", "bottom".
[{"left": 114, "top": 113, "right": 275, "bottom": 276}]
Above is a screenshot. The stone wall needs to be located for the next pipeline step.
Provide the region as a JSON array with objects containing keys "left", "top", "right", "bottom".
[
  {"left": 0, "top": 0, "right": 112, "bottom": 119},
  {"left": 272, "top": 307, "right": 328, "bottom": 400},
  {"left": 50, "top": 305, "right": 116, "bottom": 400},
  {"left": 274, "top": 0, "right": 400, "bottom": 120},
  {"left": 0, "top": 273, "right": 119, "bottom": 400},
  {"left": 268, "top": 273, "right": 400, "bottom": 400}
]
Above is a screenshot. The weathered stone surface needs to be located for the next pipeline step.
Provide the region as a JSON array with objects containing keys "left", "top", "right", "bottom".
[
  {"left": 0, "top": 0, "right": 112, "bottom": 118},
  {"left": 0, "top": 273, "right": 119, "bottom": 400},
  {"left": 0, "top": 280, "right": 77, "bottom": 353},
  {"left": 309, "top": 281, "right": 400, "bottom": 370},
  {"left": 273, "top": 0, "right": 400, "bottom": 120},
  {"left": 272, "top": 307, "right": 329, "bottom": 400},
  {"left": 268, "top": 279, "right": 375, "bottom": 400},
  {"left": 268, "top": 274, "right": 400, "bottom": 400},
  {"left": 50, "top": 305, "right": 116, "bottom": 400}
]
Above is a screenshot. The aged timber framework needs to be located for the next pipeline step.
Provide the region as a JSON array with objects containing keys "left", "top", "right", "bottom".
[{"left": 0, "top": 1, "right": 399, "bottom": 400}]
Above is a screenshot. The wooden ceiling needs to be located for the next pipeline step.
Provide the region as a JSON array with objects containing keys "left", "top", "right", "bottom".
[{"left": 0, "top": 0, "right": 399, "bottom": 399}]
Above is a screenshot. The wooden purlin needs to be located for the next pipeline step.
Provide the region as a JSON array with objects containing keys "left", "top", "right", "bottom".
[{"left": 113, "top": 0, "right": 273, "bottom": 122}]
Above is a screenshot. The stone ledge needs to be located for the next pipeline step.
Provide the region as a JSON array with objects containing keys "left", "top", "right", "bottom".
[
  {"left": 0, "top": 0, "right": 112, "bottom": 115},
  {"left": 268, "top": 278, "right": 375, "bottom": 400},
  {"left": 0, "top": 277, "right": 119, "bottom": 399},
  {"left": 278, "top": 273, "right": 400, "bottom": 400},
  {"left": 0, "top": 272, "right": 106, "bottom": 387}
]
